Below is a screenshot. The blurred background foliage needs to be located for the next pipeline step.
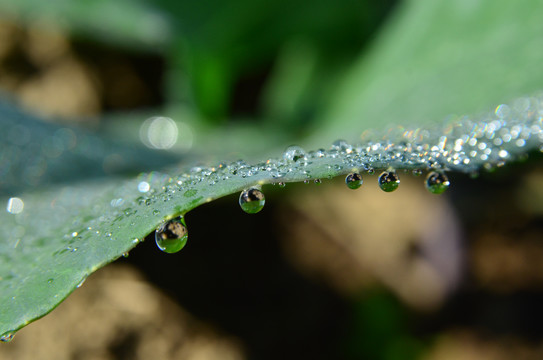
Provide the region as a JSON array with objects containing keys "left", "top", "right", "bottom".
[{"left": 0, "top": 0, "right": 543, "bottom": 359}]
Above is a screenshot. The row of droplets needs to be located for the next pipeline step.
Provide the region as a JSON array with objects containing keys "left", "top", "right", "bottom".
[
  {"left": 145, "top": 95, "right": 541, "bottom": 255},
  {"left": 153, "top": 170, "right": 449, "bottom": 255}
]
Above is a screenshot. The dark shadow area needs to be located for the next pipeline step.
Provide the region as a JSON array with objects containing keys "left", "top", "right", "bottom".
[{"left": 127, "top": 194, "right": 350, "bottom": 359}]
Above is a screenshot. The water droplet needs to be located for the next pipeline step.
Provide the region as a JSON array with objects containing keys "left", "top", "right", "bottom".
[
  {"left": 47, "top": 278, "right": 54, "bottom": 284},
  {"left": 1, "top": 331, "right": 15, "bottom": 342},
  {"left": 345, "top": 173, "right": 363, "bottom": 189},
  {"left": 278, "top": 182, "right": 286, "bottom": 188},
  {"left": 303, "top": 180, "right": 310, "bottom": 184},
  {"left": 76, "top": 277, "right": 86, "bottom": 288},
  {"left": 152, "top": 209, "right": 160, "bottom": 215},
  {"left": 155, "top": 217, "right": 188, "bottom": 254},
  {"left": 378, "top": 171, "right": 400, "bottom": 192},
  {"left": 495, "top": 104, "right": 510, "bottom": 118},
  {"left": 6, "top": 197, "right": 24, "bottom": 214},
  {"left": 138, "top": 181, "right": 150, "bottom": 193},
  {"left": 425, "top": 171, "right": 450, "bottom": 194},
  {"left": 122, "top": 252, "right": 129, "bottom": 258},
  {"left": 283, "top": 146, "right": 306, "bottom": 162},
  {"left": 184, "top": 189, "right": 198, "bottom": 197},
  {"left": 314, "top": 179, "right": 322, "bottom": 185},
  {"left": 412, "top": 169, "right": 423, "bottom": 177},
  {"left": 331, "top": 139, "right": 352, "bottom": 153},
  {"left": 239, "top": 188, "right": 265, "bottom": 214},
  {"left": 367, "top": 168, "right": 375, "bottom": 175}
]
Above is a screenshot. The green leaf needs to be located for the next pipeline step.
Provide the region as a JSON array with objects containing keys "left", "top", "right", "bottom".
[
  {"left": 1, "top": 92, "right": 543, "bottom": 338},
  {"left": 313, "top": 0, "right": 543, "bottom": 145},
  {"left": 0, "top": 98, "right": 179, "bottom": 194},
  {"left": 2, "top": 0, "right": 543, "bottom": 342}
]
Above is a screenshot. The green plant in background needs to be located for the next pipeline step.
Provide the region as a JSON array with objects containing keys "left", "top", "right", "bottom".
[{"left": 0, "top": 0, "right": 542, "bottom": 348}]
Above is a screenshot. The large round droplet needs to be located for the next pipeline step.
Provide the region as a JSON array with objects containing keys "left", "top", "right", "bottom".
[
  {"left": 155, "top": 217, "right": 188, "bottom": 254},
  {"left": 378, "top": 171, "right": 400, "bottom": 192},
  {"left": 345, "top": 173, "right": 363, "bottom": 189},
  {"left": 425, "top": 171, "right": 450, "bottom": 194},
  {"left": 239, "top": 188, "right": 265, "bottom": 214}
]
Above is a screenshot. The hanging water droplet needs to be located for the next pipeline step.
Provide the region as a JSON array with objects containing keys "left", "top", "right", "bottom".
[
  {"left": 0, "top": 331, "right": 15, "bottom": 342},
  {"left": 345, "top": 173, "right": 363, "bottom": 189},
  {"left": 155, "top": 217, "right": 188, "bottom": 254},
  {"left": 378, "top": 171, "right": 400, "bottom": 192},
  {"left": 278, "top": 182, "right": 286, "bottom": 188},
  {"left": 425, "top": 171, "right": 450, "bottom": 194},
  {"left": 314, "top": 179, "right": 322, "bottom": 185},
  {"left": 239, "top": 188, "right": 265, "bottom": 214},
  {"left": 367, "top": 168, "right": 375, "bottom": 175},
  {"left": 303, "top": 180, "right": 310, "bottom": 184},
  {"left": 412, "top": 169, "right": 423, "bottom": 177}
]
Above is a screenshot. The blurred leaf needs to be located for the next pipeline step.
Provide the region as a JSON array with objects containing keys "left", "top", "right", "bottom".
[
  {"left": 0, "top": 0, "right": 172, "bottom": 51},
  {"left": 162, "top": 0, "right": 395, "bottom": 121},
  {"left": 0, "top": 97, "right": 179, "bottom": 194},
  {"left": 313, "top": 0, "right": 543, "bottom": 145}
]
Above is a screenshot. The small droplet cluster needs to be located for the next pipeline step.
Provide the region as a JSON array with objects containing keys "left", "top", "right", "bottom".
[{"left": 120, "top": 94, "right": 543, "bottom": 254}]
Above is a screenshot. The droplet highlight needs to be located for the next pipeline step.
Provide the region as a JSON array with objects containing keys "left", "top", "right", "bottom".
[
  {"left": 345, "top": 173, "right": 363, "bottom": 189},
  {"left": 155, "top": 217, "right": 188, "bottom": 254},
  {"left": 239, "top": 188, "right": 265, "bottom": 214},
  {"left": 6, "top": 197, "right": 24, "bottom": 214},
  {"left": 425, "top": 171, "right": 450, "bottom": 194},
  {"left": 378, "top": 171, "right": 400, "bottom": 192}
]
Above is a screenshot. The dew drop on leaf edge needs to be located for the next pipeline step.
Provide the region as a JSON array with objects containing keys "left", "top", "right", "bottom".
[
  {"left": 345, "top": 173, "right": 363, "bottom": 189},
  {"left": 378, "top": 171, "right": 400, "bottom": 192},
  {"left": 155, "top": 217, "right": 188, "bottom": 254},
  {"left": 425, "top": 171, "right": 450, "bottom": 194},
  {"left": 239, "top": 188, "right": 265, "bottom": 214},
  {"left": 1, "top": 331, "right": 15, "bottom": 342}
]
